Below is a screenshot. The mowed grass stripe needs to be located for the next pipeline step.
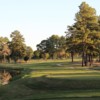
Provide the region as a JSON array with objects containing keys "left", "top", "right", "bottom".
[{"left": 24, "top": 69, "right": 100, "bottom": 78}]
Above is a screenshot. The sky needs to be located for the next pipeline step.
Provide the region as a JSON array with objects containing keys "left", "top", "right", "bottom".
[{"left": 0, "top": 0, "right": 100, "bottom": 50}]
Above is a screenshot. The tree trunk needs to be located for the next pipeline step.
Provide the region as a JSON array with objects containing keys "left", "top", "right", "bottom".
[
  {"left": 82, "top": 42, "right": 85, "bottom": 67},
  {"left": 71, "top": 52, "right": 74, "bottom": 63},
  {"left": 90, "top": 54, "right": 93, "bottom": 66},
  {"left": 84, "top": 53, "right": 88, "bottom": 66},
  {"left": 82, "top": 52, "right": 88, "bottom": 66},
  {"left": 82, "top": 52, "right": 84, "bottom": 67},
  {"left": 88, "top": 54, "right": 91, "bottom": 62},
  {"left": 7, "top": 56, "right": 10, "bottom": 63},
  {"left": 99, "top": 53, "right": 100, "bottom": 62},
  {"left": 3, "top": 54, "right": 6, "bottom": 63}
]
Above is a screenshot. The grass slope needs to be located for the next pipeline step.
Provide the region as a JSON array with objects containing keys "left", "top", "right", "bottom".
[{"left": 0, "top": 60, "right": 100, "bottom": 100}]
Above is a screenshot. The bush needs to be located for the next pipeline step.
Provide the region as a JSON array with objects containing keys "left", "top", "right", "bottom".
[{"left": 24, "top": 56, "right": 29, "bottom": 62}]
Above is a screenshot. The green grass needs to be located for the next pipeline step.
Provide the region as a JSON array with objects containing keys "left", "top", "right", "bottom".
[{"left": 0, "top": 59, "right": 100, "bottom": 100}]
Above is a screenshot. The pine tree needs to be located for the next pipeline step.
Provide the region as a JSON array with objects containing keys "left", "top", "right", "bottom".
[
  {"left": 67, "top": 2, "right": 100, "bottom": 66},
  {"left": 10, "top": 30, "right": 26, "bottom": 63}
]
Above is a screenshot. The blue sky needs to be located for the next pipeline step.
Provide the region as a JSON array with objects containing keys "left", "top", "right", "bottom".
[{"left": 0, "top": 0, "right": 100, "bottom": 50}]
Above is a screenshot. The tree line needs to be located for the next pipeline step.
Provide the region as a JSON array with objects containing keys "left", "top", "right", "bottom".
[
  {"left": 0, "top": 30, "right": 67, "bottom": 63},
  {"left": 0, "top": 30, "right": 33, "bottom": 63},
  {"left": 1, "top": 2, "right": 100, "bottom": 66}
]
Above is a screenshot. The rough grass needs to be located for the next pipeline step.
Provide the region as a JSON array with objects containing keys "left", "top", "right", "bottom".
[{"left": 0, "top": 59, "right": 100, "bottom": 100}]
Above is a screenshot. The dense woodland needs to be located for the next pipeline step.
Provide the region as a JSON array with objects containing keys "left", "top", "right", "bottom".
[{"left": 0, "top": 2, "right": 100, "bottom": 66}]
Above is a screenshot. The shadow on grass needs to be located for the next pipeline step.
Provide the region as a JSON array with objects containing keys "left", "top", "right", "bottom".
[
  {"left": 1, "top": 75, "right": 100, "bottom": 100},
  {"left": 24, "top": 75, "right": 100, "bottom": 90},
  {"left": 30, "top": 97, "right": 100, "bottom": 100}
]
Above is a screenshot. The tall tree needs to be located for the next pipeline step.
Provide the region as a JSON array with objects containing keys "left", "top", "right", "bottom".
[
  {"left": 10, "top": 30, "right": 26, "bottom": 63},
  {"left": 25, "top": 46, "right": 33, "bottom": 59},
  {"left": 67, "top": 2, "right": 100, "bottom": 66},
  {"left": 96, "top": 16, "right": 100, "bottom": 62},
  {"left": 0, "top": 37, "right": 9, "bottom": 62},
  {"left": 24, "top": 46, "right": 33, "bottom": 62},
  {"left": 33, "top": 50, "right": 41, "bottom": 59},
  {"left": 2, "top": 43, "right": 11, "bottom": 63},
  {"left": 46, "top": 35, "right": 60, "bottom": 58}
]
